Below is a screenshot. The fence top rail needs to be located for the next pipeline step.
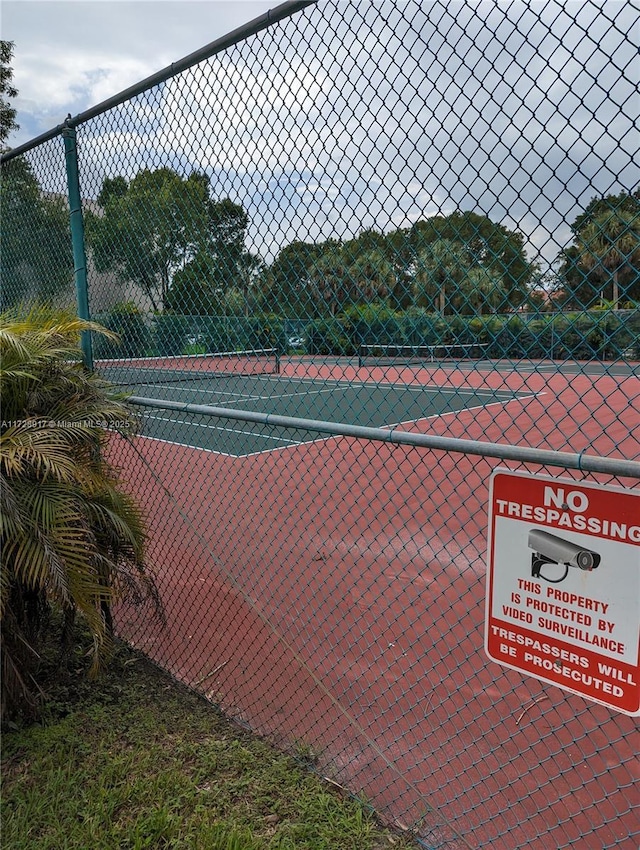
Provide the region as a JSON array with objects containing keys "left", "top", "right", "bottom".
[{"left": 0, "top": 0, "right": 317, "bottom": 164}]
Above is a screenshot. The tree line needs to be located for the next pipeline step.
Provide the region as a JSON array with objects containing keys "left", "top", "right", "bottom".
[
  {"left": 1, "top": 39, "right": 639, "bottom": 320},
  {"left": 82, "top": 170, "right": 640, "bottom": 318},
  {"left": 2, "top": 160, "right": 639, "bottom": 317}
]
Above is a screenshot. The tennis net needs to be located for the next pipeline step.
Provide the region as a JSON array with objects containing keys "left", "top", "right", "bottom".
[
  {"left": 358, "top": 343, "right": 489, "bottom": 368},
  {"left": 96, "top": 348, "right": 280, "bottom": 387}
]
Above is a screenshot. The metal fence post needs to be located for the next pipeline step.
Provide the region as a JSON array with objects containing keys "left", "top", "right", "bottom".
[{"left": 62, "top": 119, "right": 93, "bottom": 370}]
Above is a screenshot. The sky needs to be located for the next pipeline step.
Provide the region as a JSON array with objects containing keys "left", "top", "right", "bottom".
[
  {"left": 2, "top": 0, "right": 639, "bottom": 267},
  {"left": 2, "top": 1, "right": 276, "bottom": 143}
]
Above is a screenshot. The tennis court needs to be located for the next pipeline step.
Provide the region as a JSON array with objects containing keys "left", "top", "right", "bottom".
[
  {"left": 98, "top": 346, "right": 639, "bottom": 848},
  {"left": 108, "top": 352, "right": 638, "bottom": 848},
  {"left": 97, "top": 350, "right": 532, "bottom": 457}
]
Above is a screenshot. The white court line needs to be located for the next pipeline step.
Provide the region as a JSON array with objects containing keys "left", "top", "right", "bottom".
[
  {"left": 136, "top": 391, "right": 541, "bottom": 458},
  {"left": 138, "top": 416, "right": 340, "bottom": 458},
  {"left": 379, "top": 391, "right": 541, "bottom": 431},
  {"left": 122, "top": 378, "right": 344, "bottom": 406},
  {"left": 131, "top": 377, "right": 517, "bottom": 406},
  {"left": 143, "top": 413, "right": 300, "bottom": 446}
]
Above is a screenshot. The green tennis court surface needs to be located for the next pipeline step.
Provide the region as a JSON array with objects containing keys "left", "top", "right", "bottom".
[{"left": 115, "top": 369, "right": 530, "bottom": 457}]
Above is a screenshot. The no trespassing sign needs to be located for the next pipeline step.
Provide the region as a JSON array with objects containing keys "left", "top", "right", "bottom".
[{"left": 485, "top": 470, "right": 640, "bottom": 716}]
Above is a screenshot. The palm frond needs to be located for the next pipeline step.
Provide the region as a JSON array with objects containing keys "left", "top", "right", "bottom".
[{"left": 1, "top": 307, "right": 161, "bottom": 722}]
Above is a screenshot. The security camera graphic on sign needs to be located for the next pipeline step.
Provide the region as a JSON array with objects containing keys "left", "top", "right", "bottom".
[{"left": 528, "top": 529, "right": 601, "bottom": 584}]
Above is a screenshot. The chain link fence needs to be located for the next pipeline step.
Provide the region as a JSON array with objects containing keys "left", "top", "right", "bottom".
[{"left": 2, "top": 0, "right": 639, "bottom": 846}]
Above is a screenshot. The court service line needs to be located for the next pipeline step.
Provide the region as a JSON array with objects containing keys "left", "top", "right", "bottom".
[
  {"left": 377, "top": 392, "right": 540, "bottom": 431},
  {"left": 143, "top": 413, "right": 303, "bottom": 445},
  {"left": 140, "top": 425, "right": 327, "bottom": 457},
  {"left": 125, "top": 379, "right": 520, "bottom": 408},
  {"left": 238, "top": 393, "right": 534, "bottom": 458},
  {"left": 136, "top": 424, "right": 301, "bottom": 454},
  {"left": 136, "top": 391, "right": 536, "bottom": 459},
  {"left": 119, "top": 381, "right": 343, "bottom": 406},
  {"left": 234, "top": 389, "right": 544, "bottom": 457}
]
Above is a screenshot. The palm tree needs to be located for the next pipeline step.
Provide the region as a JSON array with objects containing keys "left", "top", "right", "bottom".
[
  {"left": 463, "top": 266, "right": 503, "bottom": 315},
  {"left": 1, "top": 308, "right": 160, "bottom": 721},
  {"left": 576, "top": 209, "right": 640, "bottom": 310},
  {"left": 413, "top": 239, "right": 472, "bottom": 315},
  {"left": 346, "top": 248, "right": 396, "bottom": 304}
]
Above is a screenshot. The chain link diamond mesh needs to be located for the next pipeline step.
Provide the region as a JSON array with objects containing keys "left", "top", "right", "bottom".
[
  {"left": 1, "top": 140, "right": 76, "bottom": 312},
  {"left": 1, "top": 1, "right": 638, "bottom": 847}
]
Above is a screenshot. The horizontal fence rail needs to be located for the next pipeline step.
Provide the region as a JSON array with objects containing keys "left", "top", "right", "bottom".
[
  {"left": 2, "top": 0, "right": 639, "bottom": 847},
  {"left": 128, "top": 395, "right": 640, "bottom": 479}
]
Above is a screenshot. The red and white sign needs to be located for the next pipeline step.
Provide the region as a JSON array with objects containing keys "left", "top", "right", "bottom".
[{"left": 485, "top": 470, "right": 640, "bottom": 715}]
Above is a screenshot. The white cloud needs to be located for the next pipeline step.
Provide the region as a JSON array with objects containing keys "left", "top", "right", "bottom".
[
  {"left": 153, "top": 56, "right": 334, "bottom": 175},
  {"left": 4, "top": 0, "right": 639, "bottom": 267},
  {"left": 3, "top": 1, "right": 276, "bottom": 136},
  {"left": 15, "top": 50, "right": 157, "bottom": 116}
]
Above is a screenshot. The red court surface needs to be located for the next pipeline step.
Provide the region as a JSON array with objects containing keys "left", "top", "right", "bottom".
[{"left": 112, "top": 361, "right": 639, "bottom": 849}]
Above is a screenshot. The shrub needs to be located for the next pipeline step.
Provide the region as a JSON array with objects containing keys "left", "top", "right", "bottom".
[
  {"left": 0, "top": 308, "right": 161, "bottom": 722},
  {"left": 93, "top": 302, "right": 151, "bottom": 359}
]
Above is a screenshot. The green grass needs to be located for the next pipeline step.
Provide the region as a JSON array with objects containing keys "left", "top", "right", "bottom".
[{"left": 1, "top": 641, "right": 416, "bottom": 850}]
